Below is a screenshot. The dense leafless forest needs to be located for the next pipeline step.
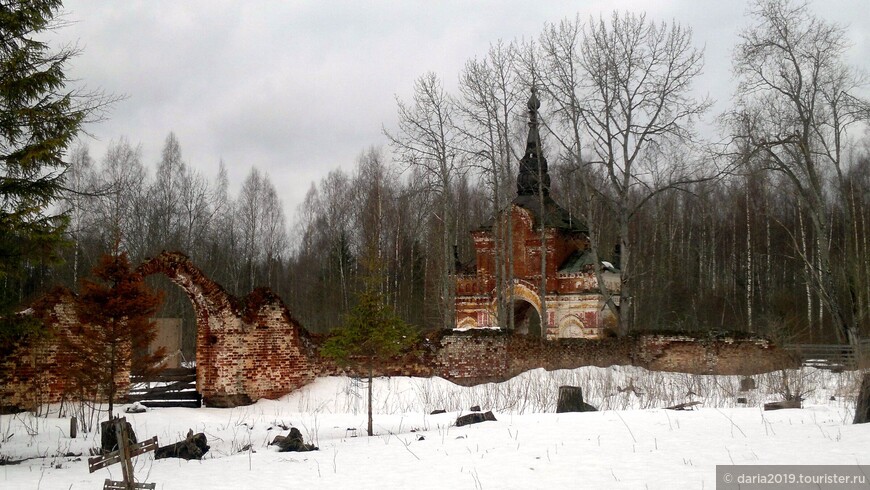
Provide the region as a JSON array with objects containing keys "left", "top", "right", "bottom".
[{"left": 30, "top": 1, "right": 870, "bottom": 353}]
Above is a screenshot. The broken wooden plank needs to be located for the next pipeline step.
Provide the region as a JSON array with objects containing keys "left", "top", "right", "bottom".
[
  {"left": 128, "top": 380, "right": 195, "bottom": 395},
  {"left": 103, "top": 479, "right": 156, "bottom": 490},
  {"left": 139, "top": 399, "right": 201, "bottom": 409},
  {"left": 128, "top": 390, "right": 200, "bottom": 402},
  {"left": 89, "top": 453, "right": 122, "bottom": 472},
  {"left": 664, "top": 401, "right": 701, "bottom": 411}
]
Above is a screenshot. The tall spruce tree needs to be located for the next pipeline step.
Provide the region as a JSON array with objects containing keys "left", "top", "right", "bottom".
[{"left": 0, "top": 0, "right": 106, "bottom": 342}]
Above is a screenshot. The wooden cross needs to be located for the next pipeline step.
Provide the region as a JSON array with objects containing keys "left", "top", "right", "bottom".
[{"left": 88, "top": 417, "right": 159, "bottom": 490}]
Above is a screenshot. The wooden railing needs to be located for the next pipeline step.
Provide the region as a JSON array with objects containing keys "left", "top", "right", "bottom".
[
  {"left": 128, "top": 368, "right": 201, "bottom": 408},
  {"left": 783, "top": 340, "right": 870, "bottom": 371}
]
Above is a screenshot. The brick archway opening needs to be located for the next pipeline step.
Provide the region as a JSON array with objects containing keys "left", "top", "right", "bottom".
[
  {"left": 145, "top": 275, "right": 197, "bottom": 362},
  {"left": 136, "top": 252, "right": 229, "bottom": 403},
  {"left": 136, "top": 251, "right": 314, "bottom": 407},
  {"left": 559, "top": 315, "right": 586, "bottom": 339},
  {"left": 512, "top": 299, "right": 542, "bottom": 337},
  {"left": 497, "top": 282, "right": 544, "bottom": 337}
]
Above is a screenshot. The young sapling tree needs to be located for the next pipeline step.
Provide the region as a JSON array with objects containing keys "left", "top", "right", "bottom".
[{"left": 321, "top": 288, "right": 417, "bottom": 436}]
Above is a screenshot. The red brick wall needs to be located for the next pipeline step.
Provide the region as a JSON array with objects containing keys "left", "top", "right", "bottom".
[
  {"left": 427, "top": 331, "right": 795, "bottom": 384},
  {"left": 1, "top": 252, "right": 800, "bottom": 411},
  {"left": 138, "top": 253, "right": 317, "bottom": 408},
  {"left": 0, "top": 289, "right": 130, "bottom": 412},
  {"left": 435, "top": 330, "right": 508, "bottom": 384},
  {"left": 633, "top": 335, "right": 798, "bottom": 375},
  {"left": 298, "top": 329, "right": 794, "bottom": 386}
]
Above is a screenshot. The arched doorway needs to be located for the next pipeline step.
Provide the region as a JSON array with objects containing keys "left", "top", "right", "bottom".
[
  {"left": 513, "top": 299, "right": 541, "bottom": 337},
  {"left": 495, "top": 281, "right": 545, "bottom": 338}
]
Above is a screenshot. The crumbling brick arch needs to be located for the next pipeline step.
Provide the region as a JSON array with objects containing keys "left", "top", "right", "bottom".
[
  {"left": 498, "top": 280, "right": 542, "bottom": 315},
  {"left": 137, "top": 251, "right": 314, "bottom": 407}
]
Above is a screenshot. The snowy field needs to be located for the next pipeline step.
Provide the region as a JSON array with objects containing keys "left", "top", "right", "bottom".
[{"left": 1, "top": 366, "right": 868, "bottom": 489}]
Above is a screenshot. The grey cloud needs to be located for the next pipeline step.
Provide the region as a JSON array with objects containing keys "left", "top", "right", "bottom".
[{"left": 56, "top": 0, "right": 869, "bottom": 224}]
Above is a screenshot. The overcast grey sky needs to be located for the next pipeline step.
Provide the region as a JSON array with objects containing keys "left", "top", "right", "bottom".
[{"left": 57, "top": 0, "right": 870, "bottom": 227}]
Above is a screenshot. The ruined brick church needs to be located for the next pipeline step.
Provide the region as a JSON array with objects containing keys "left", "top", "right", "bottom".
[{"left": 454, "top": 90, "right": 620, "bottom": 339}]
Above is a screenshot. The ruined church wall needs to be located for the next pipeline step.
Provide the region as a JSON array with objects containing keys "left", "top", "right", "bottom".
[
  {"left": 192, "top": 289, "right": 317, "bottom": 408},
  {"left": 2, "top": 288, "right": 798, "bottom": 411},
  {"left": 134, "top": 253, "right": 319, "bottom": 408},
  {"left": 2, "top": 286, "right": 799, "bottom": 411},
  {"left": 286, "top": 330, "right": 796, "bottom": 389},
  {"left": 0, "top": 291, "right": 74, "bottom": 412},
  {"left": 1, "top": 252, "right": 800, "bottom": 411},
  {"left": 427, "top": 331, "right": 795, "bottom": 385}
]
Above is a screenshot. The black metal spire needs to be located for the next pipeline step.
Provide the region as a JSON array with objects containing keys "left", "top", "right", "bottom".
[{"left": 516, "top": 87, "right": 550, "bottom": 197}]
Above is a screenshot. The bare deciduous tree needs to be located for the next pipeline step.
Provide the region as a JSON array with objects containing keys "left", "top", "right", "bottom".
[
  {"left": 236, "top": 167, "right": 287, "bottom": 292},
  {"left": 730, "top": 0, "right": 869, "bottom": 344},
  {"left": 534, "top": 12, "right": 711, "bottom": 335},
  {"left": 150, "top": 132, "right": 186, "bottom": 252},
  {"left": 62, "top": 143, "right": 96, "bottom": 286},
  {"left": 457, "top": 41, "right": 523, "bottom": 329},
  {"left": 96, "top": 138, "right": 148, "bottom": 255},
  {"left": 387, "top": 72, "right": 465, "bottom": 329}
]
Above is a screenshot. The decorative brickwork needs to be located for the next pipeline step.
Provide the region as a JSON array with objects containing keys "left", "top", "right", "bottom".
[{"left": 454, "top": 92, "right": 619, "bottom": 338}]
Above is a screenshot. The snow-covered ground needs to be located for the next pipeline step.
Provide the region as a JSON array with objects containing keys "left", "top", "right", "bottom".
[{"left": 1, "top": 366, "right": 868, "bottom": 489}]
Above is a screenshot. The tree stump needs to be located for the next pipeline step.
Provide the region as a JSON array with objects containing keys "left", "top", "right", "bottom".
[
  {"left": 101, "top": 419, "right": 137, "bottom": 453},
  {"left": 556, "top": 386, "right": 597, "bottom": 413},
  {"left": 854, "top": 373, "right": 870, "bottom": 424}
]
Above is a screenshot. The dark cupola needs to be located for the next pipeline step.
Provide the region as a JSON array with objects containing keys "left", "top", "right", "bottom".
[{"left": 516, "top": 87, "right": 550, "bottom": 197}]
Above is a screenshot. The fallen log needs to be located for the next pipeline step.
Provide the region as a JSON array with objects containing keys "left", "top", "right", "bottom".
[
  {"left": 154, "top": 430, "right": 209, "bottom": 460},
  {"left": 455, "top": 411, "right": 496, "bottom": 427},
  {"left": 763, "top": 400, "right": 801, "bottom": 411}
]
